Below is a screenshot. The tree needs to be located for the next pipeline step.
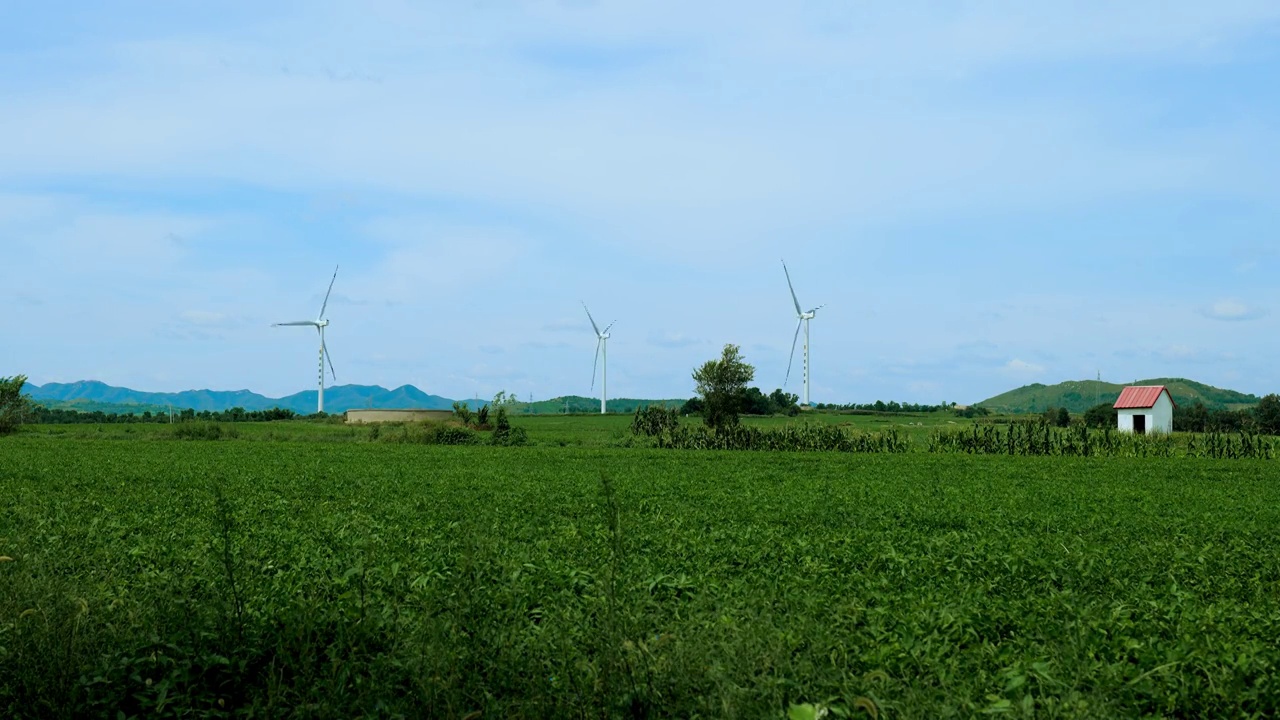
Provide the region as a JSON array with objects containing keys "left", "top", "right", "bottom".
[
  {"left": 1043, "top": 406, "right": 1070, "bottom": 427},
  {"left": 0, "top": 375, "right": 31, "bottom": 434},
  {"left": 769, "top": 388, "right": 800, "bottom": 416},
  {"left": 1255, "top": 394, "right": 1280, "bottom": 436},
  {"left": 692, "top": 344, "right": 755, "bottom": 431},
  {"left": 1083, "top": 402, "right": 1116, "bottom": 429},
  {"left": 742, "top": 387, "right": 771, "bottom": 415},
  {"left": 1175, "top": 401, "right": 1210, "bottom": 433}
]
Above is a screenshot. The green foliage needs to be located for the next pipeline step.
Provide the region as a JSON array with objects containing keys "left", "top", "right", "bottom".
[
  {"left": 0, "top": 375, "right": 31, "bottom": 435},
  {"left": 928, "top": 420, "right": 1274, "bottom": 459},
  {"left": 452, "top": 401, "right": 474, "bottom": 427},
  {"left": 4, "top": 440, "right": 1280, "bottom": 716},
  {"left": 654, "top": 422, "right": 910, "bottom": 453},
  {"left": 379, "top": 420, "right": 479, "bottom": 445},
  {"left": 1083, "top": 402, "right": 1118, "bottom": 429},
  {"left": 171, "top": 421, "right": 239, "bottom": 441},
  {"left": 630, "top": 405, "right": 680, "bottom": 437},
  {"left": 1255, "top": 394, "right": 1280, "bottom": 436},
  {"left": 692, "top": 343, "right": 756, "bottom": 431},
  {"left": 1041, "top": 406, "right": 1071, "bottom": 428},
  {"left": 489, "top": 407, "right": 528, "bottom": 446}
]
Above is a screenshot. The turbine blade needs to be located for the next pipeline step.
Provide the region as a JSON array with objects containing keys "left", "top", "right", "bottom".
[
  {"left": 603, "top": 320, "right": 617, "bottom": 335},
  {"left": 582, "top": 301, "right": 601, "bottom": 336},
  {"left": 274, "top": 321, "right": 318, "bottom": 327},
  {"left": 809, "top": 304, "right": 826, "bottom": 314},
  {"left": 591, "top": 338, "right": 602, "bottom": 390},
  {"left": 782, "top": 259, "right": 802, "bottom": 316},
  {"left": 323, "top": 343, "right": 336, "bottom": 382},
  {"left": 785, "top": 318, "right": 802, "bottom": 385},
  {"left": 318, "top": 265, "right": 338, "bottom": 319}
]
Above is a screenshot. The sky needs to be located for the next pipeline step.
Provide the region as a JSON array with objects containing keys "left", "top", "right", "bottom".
[{"left": 2, "top": 1, "right": 1278, "bottom": 404}]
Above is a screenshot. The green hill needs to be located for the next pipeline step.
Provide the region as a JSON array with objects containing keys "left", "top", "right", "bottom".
[
  {"left": 979, "top": 378, "right": 1262, "bottom": 415},
  {"left": 511, "top": 396, "right": 685, "bottom": 415}
]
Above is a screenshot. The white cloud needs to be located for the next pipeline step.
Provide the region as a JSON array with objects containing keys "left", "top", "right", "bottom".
[
  {"left": 1203, "top": 299, "right": 1265, "bottom": 321},
  {"left": 1003, "top": 359, "right": 1046, "bottom": 375}
]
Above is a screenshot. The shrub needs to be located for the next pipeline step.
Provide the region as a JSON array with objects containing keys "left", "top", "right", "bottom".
[
  {"left": 172, "top": 422, "right": 239, "bottom": 441},
  {"left": 490, "top": 407, "right": 528, "bottom": 446},
  {"left": 452, "top": 402, "right": 474, "bottom": 427}
]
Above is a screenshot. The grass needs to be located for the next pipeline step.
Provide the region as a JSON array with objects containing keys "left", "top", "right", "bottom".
[{"left": 3, "top": 428, "right": 1280, "bottom": 717}]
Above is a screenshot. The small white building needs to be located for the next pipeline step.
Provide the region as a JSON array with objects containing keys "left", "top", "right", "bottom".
[{"left": 1114, "top": 385, "right": 1175, "bottom": 434}]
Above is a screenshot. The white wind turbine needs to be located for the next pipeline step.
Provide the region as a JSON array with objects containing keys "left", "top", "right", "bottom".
[
  {"left": 782, "top": 260, "right": 824, "bottom": 407},
  {"left": 273, "top": 266, "right": 338, "bottom": 414},
  {"left": 582, "top": 302, "right": 616, "bottom": 414}
]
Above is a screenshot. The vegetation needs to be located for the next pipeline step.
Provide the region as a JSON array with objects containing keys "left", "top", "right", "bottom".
[
  {"left": 28, "top": 405, "right": 304, "bottom": 424},
  {"left": 980, "top": 377, "right": 1261, "bottom": 414},
  {"left": 691, "top": 344, "right": 756, "bottom": 431},
  {"left": 1041, "top": 407, "right": 1071, "bottom": 428},
  {"left": 816, "top": 400, "right": 954, "bottom": 414},
  {"left": 1083, "top": 402, "right": 1118, "bottom": 429},
  {"left": 929, "top": 420, "right": 1275, "bottom": 459},
  {"left": 4, "top": 437, "right": 1280, "bottom": 717},
  {"left": 0, "top": 375, "right": 31, "bottom": 435}
]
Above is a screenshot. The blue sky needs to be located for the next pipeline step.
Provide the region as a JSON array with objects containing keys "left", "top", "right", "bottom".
[{"left": 2, "top": 1, "right": 1278, "bottom": 403}]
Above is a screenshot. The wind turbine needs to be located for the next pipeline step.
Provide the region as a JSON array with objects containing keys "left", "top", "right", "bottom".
[
  {"left": 273, "top": 266, "right": 338, "bottom": 414},
  {"left": 782, "top": 260, "right": 824, "bottom": 407},
  {"left": 582, "top": 302, "right": 616, "bottom": 414}
]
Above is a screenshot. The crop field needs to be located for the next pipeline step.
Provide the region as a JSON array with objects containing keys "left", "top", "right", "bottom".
[{"left": 4, "top": 421, "right": 1280, "bottom": 718}]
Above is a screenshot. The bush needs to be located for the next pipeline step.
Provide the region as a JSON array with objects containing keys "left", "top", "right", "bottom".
[
  {"left": 490, "top": 407, "right": 528, "bottom": 446},
  {"left": 172, "top": 422, "right": 239, "bottom": 441},
  {"left": 452, "top": 402, "right": 474, "bottom": 427},
  {"left": 654, "top": 423, "right": 909, "bottom": 453},
  {"left": 380, "top": 421, "right": 479, "bottom": 446}
]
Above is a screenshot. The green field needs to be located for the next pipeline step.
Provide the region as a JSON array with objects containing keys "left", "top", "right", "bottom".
[{"left": 4, "top": 417, "right": 1280, "bottom": 718}]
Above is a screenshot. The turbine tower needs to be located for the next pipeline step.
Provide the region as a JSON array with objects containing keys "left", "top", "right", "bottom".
[
  {"left": 782, "top": 260, "right": 824, "bottom": 407},
  {"left": 582, "top": 302, "right": 616, "bottom": 414},
  {"left": 274, "top": 266, "right": 338, "bottom": 414}
]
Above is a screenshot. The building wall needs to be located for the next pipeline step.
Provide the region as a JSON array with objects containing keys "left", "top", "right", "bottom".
[
  {"left": 1117, "top": 392, "right": 1174, "bottom": 434},
  {"left": 1151, "top": 393, "right": 1174, "bottom": 433},
  {"left": 345, "top": 409, "right": 454, "bottom": 424}
]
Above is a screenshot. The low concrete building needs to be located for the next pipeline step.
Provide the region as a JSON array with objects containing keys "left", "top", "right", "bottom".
[
  {"left": 1114, "top": 386, "right": 1175, "bottom": 435},
  {"left": 345, "top": 409, "right": 454, "bottom": 424}
]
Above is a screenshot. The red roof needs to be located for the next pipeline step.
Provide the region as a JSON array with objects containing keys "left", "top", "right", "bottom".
[{"left": 1114, "top": 386, "right": 1175, "bottom": 410}]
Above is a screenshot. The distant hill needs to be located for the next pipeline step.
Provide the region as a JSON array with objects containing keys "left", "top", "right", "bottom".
[
  {"left": 26, "top": 381, "right": 458, "bottom": 415},
  {"left": 512, "top": 396, "right": 685, "bottom": 415},
  {"left": 979, "top": 378, "right": 1262, "bottom": 415},
  {"left": 23, "top": 381, "right": 684, "bottom": 416}
]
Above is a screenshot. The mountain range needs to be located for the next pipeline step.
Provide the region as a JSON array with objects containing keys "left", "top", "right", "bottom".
[
  {"left": 978, "top": 378, "right": 1262, "bottom": 415},
  {"left": 26, "top": 381, "right": 461, "bottom": 415},
  {"left": 23, "top": 380, "right": 686, "bottom": 416},
  {"left": 24, "top": 377, "right": 1264, "bottom": 417}
]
